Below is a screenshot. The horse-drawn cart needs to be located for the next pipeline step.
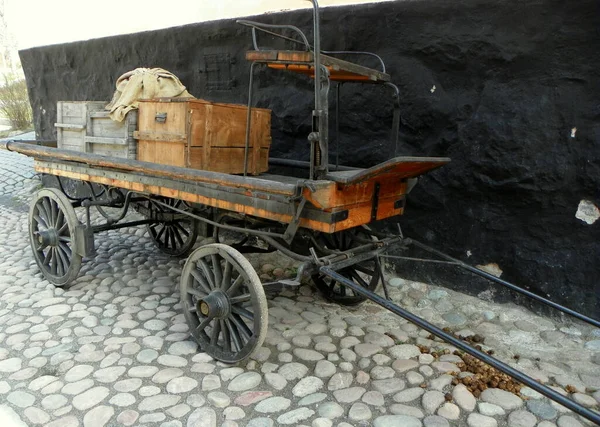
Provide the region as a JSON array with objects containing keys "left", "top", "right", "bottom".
[{"left": 3, "top": 0, "right": 599, "bottom": 424}]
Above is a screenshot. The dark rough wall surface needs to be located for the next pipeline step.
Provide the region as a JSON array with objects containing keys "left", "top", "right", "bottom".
[{"left": 20, "top": 0, "right": 600, "bottom": 318}]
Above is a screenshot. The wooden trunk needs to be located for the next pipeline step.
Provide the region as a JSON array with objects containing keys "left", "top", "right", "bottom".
[
  {"left": 135, "top": 98, "right": 271, "bottom": 175},
  {"left": 55, "top": 101, "right": 138, "bottom": 159}
]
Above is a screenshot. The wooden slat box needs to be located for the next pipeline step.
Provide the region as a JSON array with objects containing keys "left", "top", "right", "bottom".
[
  {"left": 135, "top": 98, "right": 271, "bottom": 175},
  {"left": 55, "top": 101, "right": 138, "bottom": 159}
]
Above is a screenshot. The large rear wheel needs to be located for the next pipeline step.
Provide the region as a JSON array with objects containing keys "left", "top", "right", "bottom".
[{"left": 29, "top": 188, "right": 82, "bottom": 286}]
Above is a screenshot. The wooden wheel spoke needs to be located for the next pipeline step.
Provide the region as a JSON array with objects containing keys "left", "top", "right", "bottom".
[
  {"left": 174, "top": 221, "right": 190, "bottom": 238},
  {"left": 186, "top": 287, "right": 207, "bottom": 298},
  {"left": 37, "top": 201, "right": 51, "bottom": 227},
  {"left": 230, "top": 313, "right": 252, "bottom": 341},
  {"left": 50, "top": 247, "right": 58, "bottom": 275},
  {"left": 198, "top": 259, "right": 216, "bottom": 289},
  {"left": 55, "top": 208, "right": 65, "bottom": 231},
  {"left": 348, "top": 269, "right": 369, "bottom": 290},
  {"left": 155, "top": 224, "right": 167, "bottom": 244},
  {"left": 196, "top": 316, "right": 213, "bottom": 333},
  {"left": 210, "top": 320, "right": 222, "bottom": 345},
  {"left": 229, "top": 294, "right": 251, "bottom": 304},
  {"left": 172, "top": 226, "right": 185, "bottom": 247},
  {"left": 221, "top": 260, "right": 233, "bottom": 290},
  {"left": 42, "top": 247, "right": 52, "bottom": 267},
  {"left": 354, "top": 264, "right": 375, "bottom": 276},
  {"left": 56, "top": 244, "right": 71, "bottom": 271},
  {"left": 221, "top": 320, "right": 231, "bottom": 352},
  {"left": 225, "top": 274, "right": 245, "bottom": 296},
  {"left": 33, "top": 213, "right": 48, "bottom": 229},
  {"left": 226, "top": 319, "right": 243, "bottom": 352},
  {"left": 190, "top": 269, "right": 212, "bottom": 294},
  {"left": 211, "top": 254, "right": 223, "bottom": 289},
  {"left": 231, "top": 305, "right": 254, "bottom": 321},
  {"left": 58, "top": 235, "right": 71, "bottom": 243}
]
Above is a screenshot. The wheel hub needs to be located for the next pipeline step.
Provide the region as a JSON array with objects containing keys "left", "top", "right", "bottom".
[
  {"left": 36, "top": 229, "right": 59, "bottom": 248},
  {"left": 197, "top": 291, "right": 230, "bottom": 319}
]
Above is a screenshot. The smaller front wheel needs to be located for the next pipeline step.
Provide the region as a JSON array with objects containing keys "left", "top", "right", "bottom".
[
  {"left": 180, "top": 243, "right": 268, "bottom": 363},
  {"left": 29, "top": 188, "right": 82, "bottom": 286}
]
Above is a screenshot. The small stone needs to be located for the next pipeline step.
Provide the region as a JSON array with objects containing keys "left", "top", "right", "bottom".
[
  {"left": 480, "top": 388, "right": 524, "bottom": 410},
  {"left": 317, "top": 402, "right": 344, "bottom": 419},
  {"left": 452, "top": 384, "right": 476, "bottom": 411},
  {"left": 117, "top": 409, "right": 139, "bottom": 426},
  {"left": 293, "top": 348, "right": 324, "bottom": 361},
  {"left": 406, "top": 371, "right": 425, "bottom": 385},
  {"left": 327, "top": 372, "right": 353, "bottom": 391},
  {"left": 277, "top": 408, "right": 315, "bottom": 425},
  {"left": 349, "top": 402, "right": 372, "bottom": 421},
  {"left": 265, "top": 373, "right": 287, "bottom": 390},
  {"left": 187, "top": 408, "right": 216, "bottom": 427},
  {"left": 372, "top": 378, "right": 406, "bottom": 394},
  {"left": 508, "top": 410, "right": 537, "bottom": 427},
  {"left": 478, "top": 402, "right": 505, "bottom": 416},
  {"left": 354, "top": 343, "right": 383, "bottom": 358},
  {"left": 423, "top": 415, "right": 450, "bottom": 427},
  {"left": 138, "top": 394, "right": 181, "bottom": 411},
  {"left": 224, "top": 406, "right": 245, "bottom": 420},
  {"left": 207, "top": 391, "right": 230, "bottom": 408},
  {"left": 72, "top": 386, "right": 110, "bottom": 411},
  {"left": 333, "top": 386, "right": 366, "bottom": 403},
  {"left": 390, "top": 403, "right": 424, "bottom": 418},
  {"left": 395, "top": 387, "right": 425, "bottom": 403},
  {"left": 370, "top": 366, "right": 396, "bottom": 380},
  {"left": 24, "top": 407, "right": 50, "bottom": 425},
  {"left": 167, "top": 376, "right": 198, "bottom": 394},
  {"left": 467, "top": 413, "right": 497, "bottom": 427},
  {"left": 279, "top": 363, "right": 309, "bottom": 381},
  {"left": 228, "top": 372, "right": 262, "bottom": 391},
  {"left": 388, "top": 344, "right": 421, "bottom": 359},
  {"left": 233, "top": 391, "right": 272, "bottom": 407},
  {"left": 392, "top": 359, "right": 420, "bottom": 372},
  {"left": 255, "top": 396, "right": 291, "bottom": 413},
  {"left": 83, "top": 405, "right": 114, "bottom": 427},
  {"left": 202, "top": 374, "right": 221, "bottom": 391},
  {"left": 437, "top": 402, "right": 460, "bottom": 420},
  {"left": 373, "top": 415, "right": 422, "bottom": 427},
  {"left": 557, "top": 415, "right": 584, "bottom": 427},
  {"left": 527, "top": 400, "right": 558, "bottom": 419},
  {"left": 293, "top": 376, "right": 324, "bottom": 397},
  {"left": 314, "top": 360, "right": 336, "bottom": 378}
]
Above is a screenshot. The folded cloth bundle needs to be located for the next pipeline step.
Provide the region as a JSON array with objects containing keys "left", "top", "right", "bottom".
[{"left": 105, "top": 68, "right": 194, "bottom": 122}]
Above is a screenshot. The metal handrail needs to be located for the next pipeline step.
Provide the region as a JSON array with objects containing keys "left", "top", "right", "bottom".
[{"left": 236, "top": 20, "right": 312, "bottom": 51}]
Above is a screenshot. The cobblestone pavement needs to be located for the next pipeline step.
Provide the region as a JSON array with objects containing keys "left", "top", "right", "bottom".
[{"left": 0, "top": 141, "right": 599, "bottom": 427}]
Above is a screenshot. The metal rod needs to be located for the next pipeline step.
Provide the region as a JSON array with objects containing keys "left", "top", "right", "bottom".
[
  {"left": 244, "top": 62, "right": 258, "bottom": 177},
  {"left": 268, "top": 157, "right": 357, "bottom": 171},
  {"left": 319, "top": 266, "right": 600, "bottom": 425},
  {"left": 92, "top": 219, "right": 154, "bottom": 233},
  {"left": 336, "top": 83, "right": 341, "bottom": 169},
  {"left": 150, "top": 198, "right": 286, "bottom": 240},
  {"left": 408, "top": 239, "right": 600, "bottom": 329},
  {"left": 380, "top": 254, "right": 460, "bottom": 266}
]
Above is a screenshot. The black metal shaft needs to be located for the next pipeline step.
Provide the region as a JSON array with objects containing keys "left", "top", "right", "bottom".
[
  {"left": 409, "top": 239, "right": 600, "bottom": 329},
  {"left": 319, "top": 266, "right": 600, "bottom": 425}
]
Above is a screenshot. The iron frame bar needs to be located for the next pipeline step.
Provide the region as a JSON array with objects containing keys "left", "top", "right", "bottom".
[{"left": 319, "top": 265, "right": 600, "bottom": 425}]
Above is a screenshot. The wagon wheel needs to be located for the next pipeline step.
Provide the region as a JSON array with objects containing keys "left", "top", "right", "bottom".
[
  {"left": 311, "top": 227, "right": 381, "bottom": 306},
  {"left": 29, "top": 188, "right": 82, "bottom": 286},
  {"left": 180, "top": 243, "right": 268, "bottom": 363},
  {"left": 145, "top": 198, "right": 198, "bottom": 257}
]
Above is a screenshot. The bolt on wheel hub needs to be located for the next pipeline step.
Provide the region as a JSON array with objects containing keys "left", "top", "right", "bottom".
[{"left": 196, "top": 291, "right": 230, "bottom": 319}]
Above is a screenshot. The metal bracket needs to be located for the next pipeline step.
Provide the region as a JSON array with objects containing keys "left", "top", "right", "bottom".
[
  {"left": 283, "top": 198, "right": 307, "bottom": 244},
  {"left": 74, "top": 224, "right": 95, "bottom": 257}
]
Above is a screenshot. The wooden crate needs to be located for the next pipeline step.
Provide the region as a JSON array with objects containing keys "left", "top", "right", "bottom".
[
  {"left": 55, "top": 101, "right": 138, "bottom": 159},
  {"left": 135, "top": 98, "right": 271, "bottom": 175}
]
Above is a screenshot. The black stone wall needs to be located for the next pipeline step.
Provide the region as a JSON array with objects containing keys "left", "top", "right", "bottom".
[{"left": 20, "top": 0, "right": 600, "bottom": 318}]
